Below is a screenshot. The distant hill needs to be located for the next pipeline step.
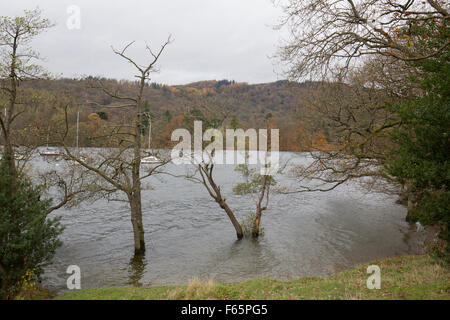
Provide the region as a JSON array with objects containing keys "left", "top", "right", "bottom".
[
  {"left": 24, "top": 78, "right": 314, "bottom": 123},
  {"left": 18, "top": 78, "right": 327, "bottom": 150}
]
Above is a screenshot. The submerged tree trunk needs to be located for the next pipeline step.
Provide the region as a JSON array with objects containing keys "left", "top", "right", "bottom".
[
  {"left": 130, "top": 77, "right": 145, "bottom": 255},
  {"left": 252, "top": 174, "right": 268, "bottom": 238},
  {"left": 252, "top": 209, "right": 263, "bottom": 238},
  {"left": 130, "top": 70, "right": 145, "bottom": 255},
  {"left": 63, "top": 38, "right": 170, "bottom": 255},
  {"left": 129, "top": 191, "right": 145, "bottom": 255},
  {"left": 198, "top": 163, "right": 244, "bottom": 240},
  {"left": 218, "top": 199, "right": 243, "bottom": 240}
]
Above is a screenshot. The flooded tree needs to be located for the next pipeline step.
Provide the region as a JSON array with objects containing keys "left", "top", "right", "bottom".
[
  {"left": 191, "top": 151, "right": 276, "bottom": 239},
  {"left": 181, "top": 115, "right": 277, "bottom": 239},
  {"left": 62, "top": 39, "right": 172, "bottom": 255},
  {"left": 195, "top": 160, "right": 244, "bottom": 239},
  {"left": 233, "top": 160, "right": 276, "bottom": 237}
]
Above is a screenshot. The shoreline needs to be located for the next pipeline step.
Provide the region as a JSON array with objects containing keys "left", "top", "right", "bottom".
[{"left": 53, "top": 254, "right": 449, "bottom": 300}]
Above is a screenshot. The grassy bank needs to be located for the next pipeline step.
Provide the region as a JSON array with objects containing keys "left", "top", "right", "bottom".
[{"left": 56, "top": 255, "right": 449, "bottom": 300}]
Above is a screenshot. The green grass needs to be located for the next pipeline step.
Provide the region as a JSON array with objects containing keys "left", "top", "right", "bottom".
[{"left": 56, "top": 255, "right": 450, "bottom": 300}]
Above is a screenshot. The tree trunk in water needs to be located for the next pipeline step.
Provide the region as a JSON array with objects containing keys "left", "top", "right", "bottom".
[
  {"left": 131, "top": 76, "right": 145, "bottom": 255},
  {"left": 252, "top": 175, "right": 268, "bottom": 238},
  {"left": 130, "top": 193, "right": 145, "bottom": 255},
  {"left": 219, "top": 200, "right": 243, "bottom": 239},
  {"left": 252, "top": 210, "right": 262, "bottom": 238}
]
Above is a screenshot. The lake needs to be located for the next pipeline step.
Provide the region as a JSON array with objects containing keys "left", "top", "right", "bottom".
[{"left": 34, "top": 151, "right": 426, "bottom": 293}]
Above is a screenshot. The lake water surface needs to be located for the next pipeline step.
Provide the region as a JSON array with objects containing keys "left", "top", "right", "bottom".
[{"left": 36, "top": 151, "right": 426, "bottom": 294}]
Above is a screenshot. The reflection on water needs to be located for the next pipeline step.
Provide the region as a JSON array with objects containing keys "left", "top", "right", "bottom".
[
  {"left": 35, "top": 151, "right": 427, "bottom": 293},
  {"left": 127, "top": 255, "right": 147, "bottom": 287}
]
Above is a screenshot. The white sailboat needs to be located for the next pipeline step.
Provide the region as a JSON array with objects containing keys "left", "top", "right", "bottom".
[
  {"left": 40, "top": 126, "right": 61, "bottom": 157},
  {"left": 141, "top": 119, "right": 162, "bottom": 165},
  {"left": 141, "top": 155, "right": 162, "bottom": 164}
]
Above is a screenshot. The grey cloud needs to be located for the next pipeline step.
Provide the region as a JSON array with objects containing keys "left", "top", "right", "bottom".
[{"left": 1, "top": 0, "right": 287, "bottom": 84}]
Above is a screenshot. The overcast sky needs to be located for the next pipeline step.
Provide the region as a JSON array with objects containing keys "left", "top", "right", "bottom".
[{"left": 1, "top": 0, "right": 289, "bottom": 85}]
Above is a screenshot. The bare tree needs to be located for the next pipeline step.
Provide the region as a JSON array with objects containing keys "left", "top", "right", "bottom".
[
  {"left": 181, "top": 125, "right": 276, "bottom": 239},
  {"left": 195, "top": 160, "right": 244, "bottom": 239},
  {"left": 0, "top": 9, "right": 88, "bottom": 212},
  {"left": 184, "top": 156, "right": 274, "bottom": 239},
  {"left": 62, "top": 39, "right": 172, "bottom": 255},
  {"left": 276, "top": 1, "right": 450, "bottom": 222},
  {"left": 277, "top": 0, "right": 449, "bottom": 79},
  {"left": 282, "top": 60, "right": 407, "bottom": 195},
  {"left": 0, "top": 9, "right": 53, "bottom": 186}
]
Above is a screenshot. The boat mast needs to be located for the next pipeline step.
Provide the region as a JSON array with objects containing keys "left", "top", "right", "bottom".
[
  {"left": 148, "top": 119, "right": 152, "bottom": 150},
  {"left": 76, "top": 110, "right": 80, "bottom": 149},
  {"left": 46, "top": 125, "right": 50, "bottom": 147}
]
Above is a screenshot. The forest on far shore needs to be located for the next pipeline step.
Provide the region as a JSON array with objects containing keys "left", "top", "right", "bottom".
[{"left": 11, "top": 78, "right": 336, "bottom": 151}]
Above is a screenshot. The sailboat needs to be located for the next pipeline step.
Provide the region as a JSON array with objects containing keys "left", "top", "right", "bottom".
[
  {"left": 66, "top": 110, "right": 86, "bottom": 165},
  {"left": 141, "top": 119, "right": 162, "bottom": 165},
  {"left": 40, "top": 126, "right": 61, "bottom": 157}
]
